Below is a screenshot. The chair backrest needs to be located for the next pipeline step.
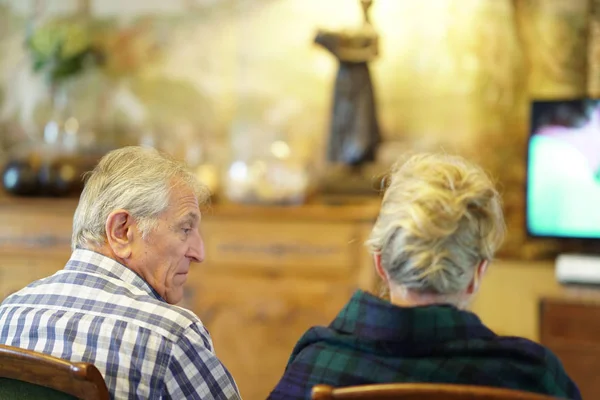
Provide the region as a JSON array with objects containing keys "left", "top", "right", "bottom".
[
  {"left": 311, "top": 383, "right": 565, "bottom": 400},
  {"left": 0, "top": 344, "right": 109, "bottom": 400}
]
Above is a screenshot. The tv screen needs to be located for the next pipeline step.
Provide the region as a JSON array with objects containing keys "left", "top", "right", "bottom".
[{"left": 526, "top": 99, "right": 600, "bottom": 239}]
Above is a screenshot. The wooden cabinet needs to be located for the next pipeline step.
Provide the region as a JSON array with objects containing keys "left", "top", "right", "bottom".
[
  {"left": 0, "top": 197, "right": 379, "bottom": 400},
  {"left": 191, "top": 201, "right": 378, "bottom": 399},
  {"left": 540, "top": 296, "right": 600, "bottom": 400},
  {"left": 0, "top": 199, "right": 74, "bottom": 299},
  {"left": 191, "top": 272, "right": 354, "bottom": 400}
]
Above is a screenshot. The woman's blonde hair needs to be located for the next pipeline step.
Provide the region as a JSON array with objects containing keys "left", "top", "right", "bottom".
[
  {"left": 365, "top": 153, "right": 505, "bottom": 296},
  {"left": 72, "top": 146, "right": 209, "bottom": 250}
]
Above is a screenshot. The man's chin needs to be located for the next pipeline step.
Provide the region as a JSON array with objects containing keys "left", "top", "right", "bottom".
[
  {"left": 174, "top": 272, "right": 189, "bottom": 285},
  {"left": 165, "top": 287, "right": 185, "bottom": 305}
]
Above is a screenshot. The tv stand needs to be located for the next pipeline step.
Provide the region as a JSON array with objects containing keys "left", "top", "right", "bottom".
[{"left": 556, "top": 253, "right": 600, "bottom": 285}]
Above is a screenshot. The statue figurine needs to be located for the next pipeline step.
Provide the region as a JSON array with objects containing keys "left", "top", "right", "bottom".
[{"left": 315, "top": 0, "right": 381, "bottom": 167}]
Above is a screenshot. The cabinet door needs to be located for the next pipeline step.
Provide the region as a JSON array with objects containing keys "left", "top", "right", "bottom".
[
  {"left": 540, "top": 299, "right": 600, "bottom": 400},
  {"left": 188, "top": 271, "right": 354, "bottom": 400},
  {"left": 548, "top": 343, "right": 600, "bottom": 400}
]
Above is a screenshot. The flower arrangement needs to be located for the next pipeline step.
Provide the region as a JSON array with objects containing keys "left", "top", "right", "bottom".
[
  {"left": 19, "top": 17, "right": 164, "bottom": 153},
  {"left": 26, "top": 19, "right": 101, "bottom": 86},
  {"left": 25, "top": 17, "right": 160, "bottom": 86}
]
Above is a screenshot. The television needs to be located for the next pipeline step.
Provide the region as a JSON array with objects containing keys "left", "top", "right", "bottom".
[
  {"left": 526, "top": 99, "right": 600, "bottom": 284},
  {"left": 527, "top": 99, "right": 600, "bottom": 239}
]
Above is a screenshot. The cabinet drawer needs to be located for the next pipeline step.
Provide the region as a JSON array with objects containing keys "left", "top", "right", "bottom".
[
  {"left": 0, "top": 202, "right": 73, "bottom": 254},
  {"left": 202, "top": 219, "right": 360, "bottom": 275},
  {"left": 540, "top": 300, "right": 600, "bottom": 345}
]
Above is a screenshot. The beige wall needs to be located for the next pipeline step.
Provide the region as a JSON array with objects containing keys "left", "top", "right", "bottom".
[{"left": 471, "top": 259, "right": 562, "bottom": 342}]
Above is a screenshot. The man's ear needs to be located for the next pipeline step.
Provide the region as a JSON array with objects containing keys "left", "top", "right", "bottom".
[
  {"left": 466, "top": 259, "right": 489, "bottom": 295},
  {"left": 374, "top": 252, "right": 389, "bottom": 283},
  {"left": 105, "top": 209, "right": 135, "bottom": 259}
]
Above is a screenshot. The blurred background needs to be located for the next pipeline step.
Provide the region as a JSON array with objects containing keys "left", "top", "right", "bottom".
[
  {"left": 0, "top": 0, "right": 565, "bottom": 257},
  {"left": 1, "top": 1, "right": 600, "bottom": 399}
]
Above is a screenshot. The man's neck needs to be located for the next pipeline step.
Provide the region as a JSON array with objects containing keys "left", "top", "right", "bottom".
[{"left": 88, "top": 245, "right": 126, "bottom": 267}]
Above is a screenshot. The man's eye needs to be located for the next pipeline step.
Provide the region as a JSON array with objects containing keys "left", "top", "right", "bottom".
[{"left": 183, "top": 228, "right": 192, "bottom": 234}]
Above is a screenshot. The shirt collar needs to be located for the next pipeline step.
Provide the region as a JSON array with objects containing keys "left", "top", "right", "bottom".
[
  {"left": 65, "top": 248, "right": 164, "bottom": 301},
  {"left": 331, "top": 290, "right": 495, "bottom": 343}
]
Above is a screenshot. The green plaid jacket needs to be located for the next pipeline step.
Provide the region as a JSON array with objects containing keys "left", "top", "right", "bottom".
[{"left": 269, "top": 290, "right": 581, "bottom": 400}]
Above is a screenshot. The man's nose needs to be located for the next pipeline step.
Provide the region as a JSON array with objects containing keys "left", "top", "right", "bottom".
[{"left": 188, "top": 232, "right": 205, "bottom": 263}]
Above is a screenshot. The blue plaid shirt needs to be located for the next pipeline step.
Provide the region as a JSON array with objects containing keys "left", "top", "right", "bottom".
[{"left": 0, "top": 249, "right": 240, "bottom": 400}]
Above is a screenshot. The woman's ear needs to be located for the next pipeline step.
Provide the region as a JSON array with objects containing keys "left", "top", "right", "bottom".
[
  {"left": 467, "top": 259, "right": 489, "bottom": 295},
  {"left": 105, "top": 209, "right": 134, "bottom": 259},
  {"left": 374, "top": 253, "right": 389, "bottom": 282}
]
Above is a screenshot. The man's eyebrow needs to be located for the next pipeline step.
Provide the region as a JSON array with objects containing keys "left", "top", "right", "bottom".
[{"left": 181, "top": 212, "right": 200, "bottom": 224}]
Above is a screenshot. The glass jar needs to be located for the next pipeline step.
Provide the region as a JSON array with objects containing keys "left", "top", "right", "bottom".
[
  {"left": 224, "top": 132, "right": 313, "bottom": 205},
  {"left": 224, "top": 156, "right": 311, "bottom": 205}
]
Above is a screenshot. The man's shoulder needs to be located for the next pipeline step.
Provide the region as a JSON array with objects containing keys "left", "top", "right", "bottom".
[
  {"left": 0, "top": 269, "right": 205, "bottom": 344},
  {"left": 125, "top": 294, "right": 205, "bottom": 338}
]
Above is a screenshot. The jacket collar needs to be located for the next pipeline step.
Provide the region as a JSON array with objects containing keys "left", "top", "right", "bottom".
[{"left": 330, "top": 290, "right": 495, "bottom": 343}]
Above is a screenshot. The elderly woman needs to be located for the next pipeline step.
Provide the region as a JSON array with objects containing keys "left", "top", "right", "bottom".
[{"left": 268, "top": 153, "right": 581, "bottom": 400}]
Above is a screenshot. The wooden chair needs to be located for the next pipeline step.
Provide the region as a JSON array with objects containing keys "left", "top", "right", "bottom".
[
  {"left": 0, "top": 344, "right": 109, "bottom": 400},
  {"left": 312, "top": 383, "right": 566, "bottom": 400}
]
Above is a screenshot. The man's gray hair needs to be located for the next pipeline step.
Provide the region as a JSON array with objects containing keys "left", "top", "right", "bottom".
[
  {"left": 365, "top": 153, "right": 505, "bottom": 301},
  {"left": 72, "top": 146, "right": 209, "bottom": 250}
]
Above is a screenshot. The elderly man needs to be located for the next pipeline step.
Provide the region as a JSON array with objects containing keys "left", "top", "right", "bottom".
[
  {"left": 0, "top": 147, "right": 240, "bottom": 399},
  {"left": 269, "top": 153, "right": 581, "bottom": 400}
]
